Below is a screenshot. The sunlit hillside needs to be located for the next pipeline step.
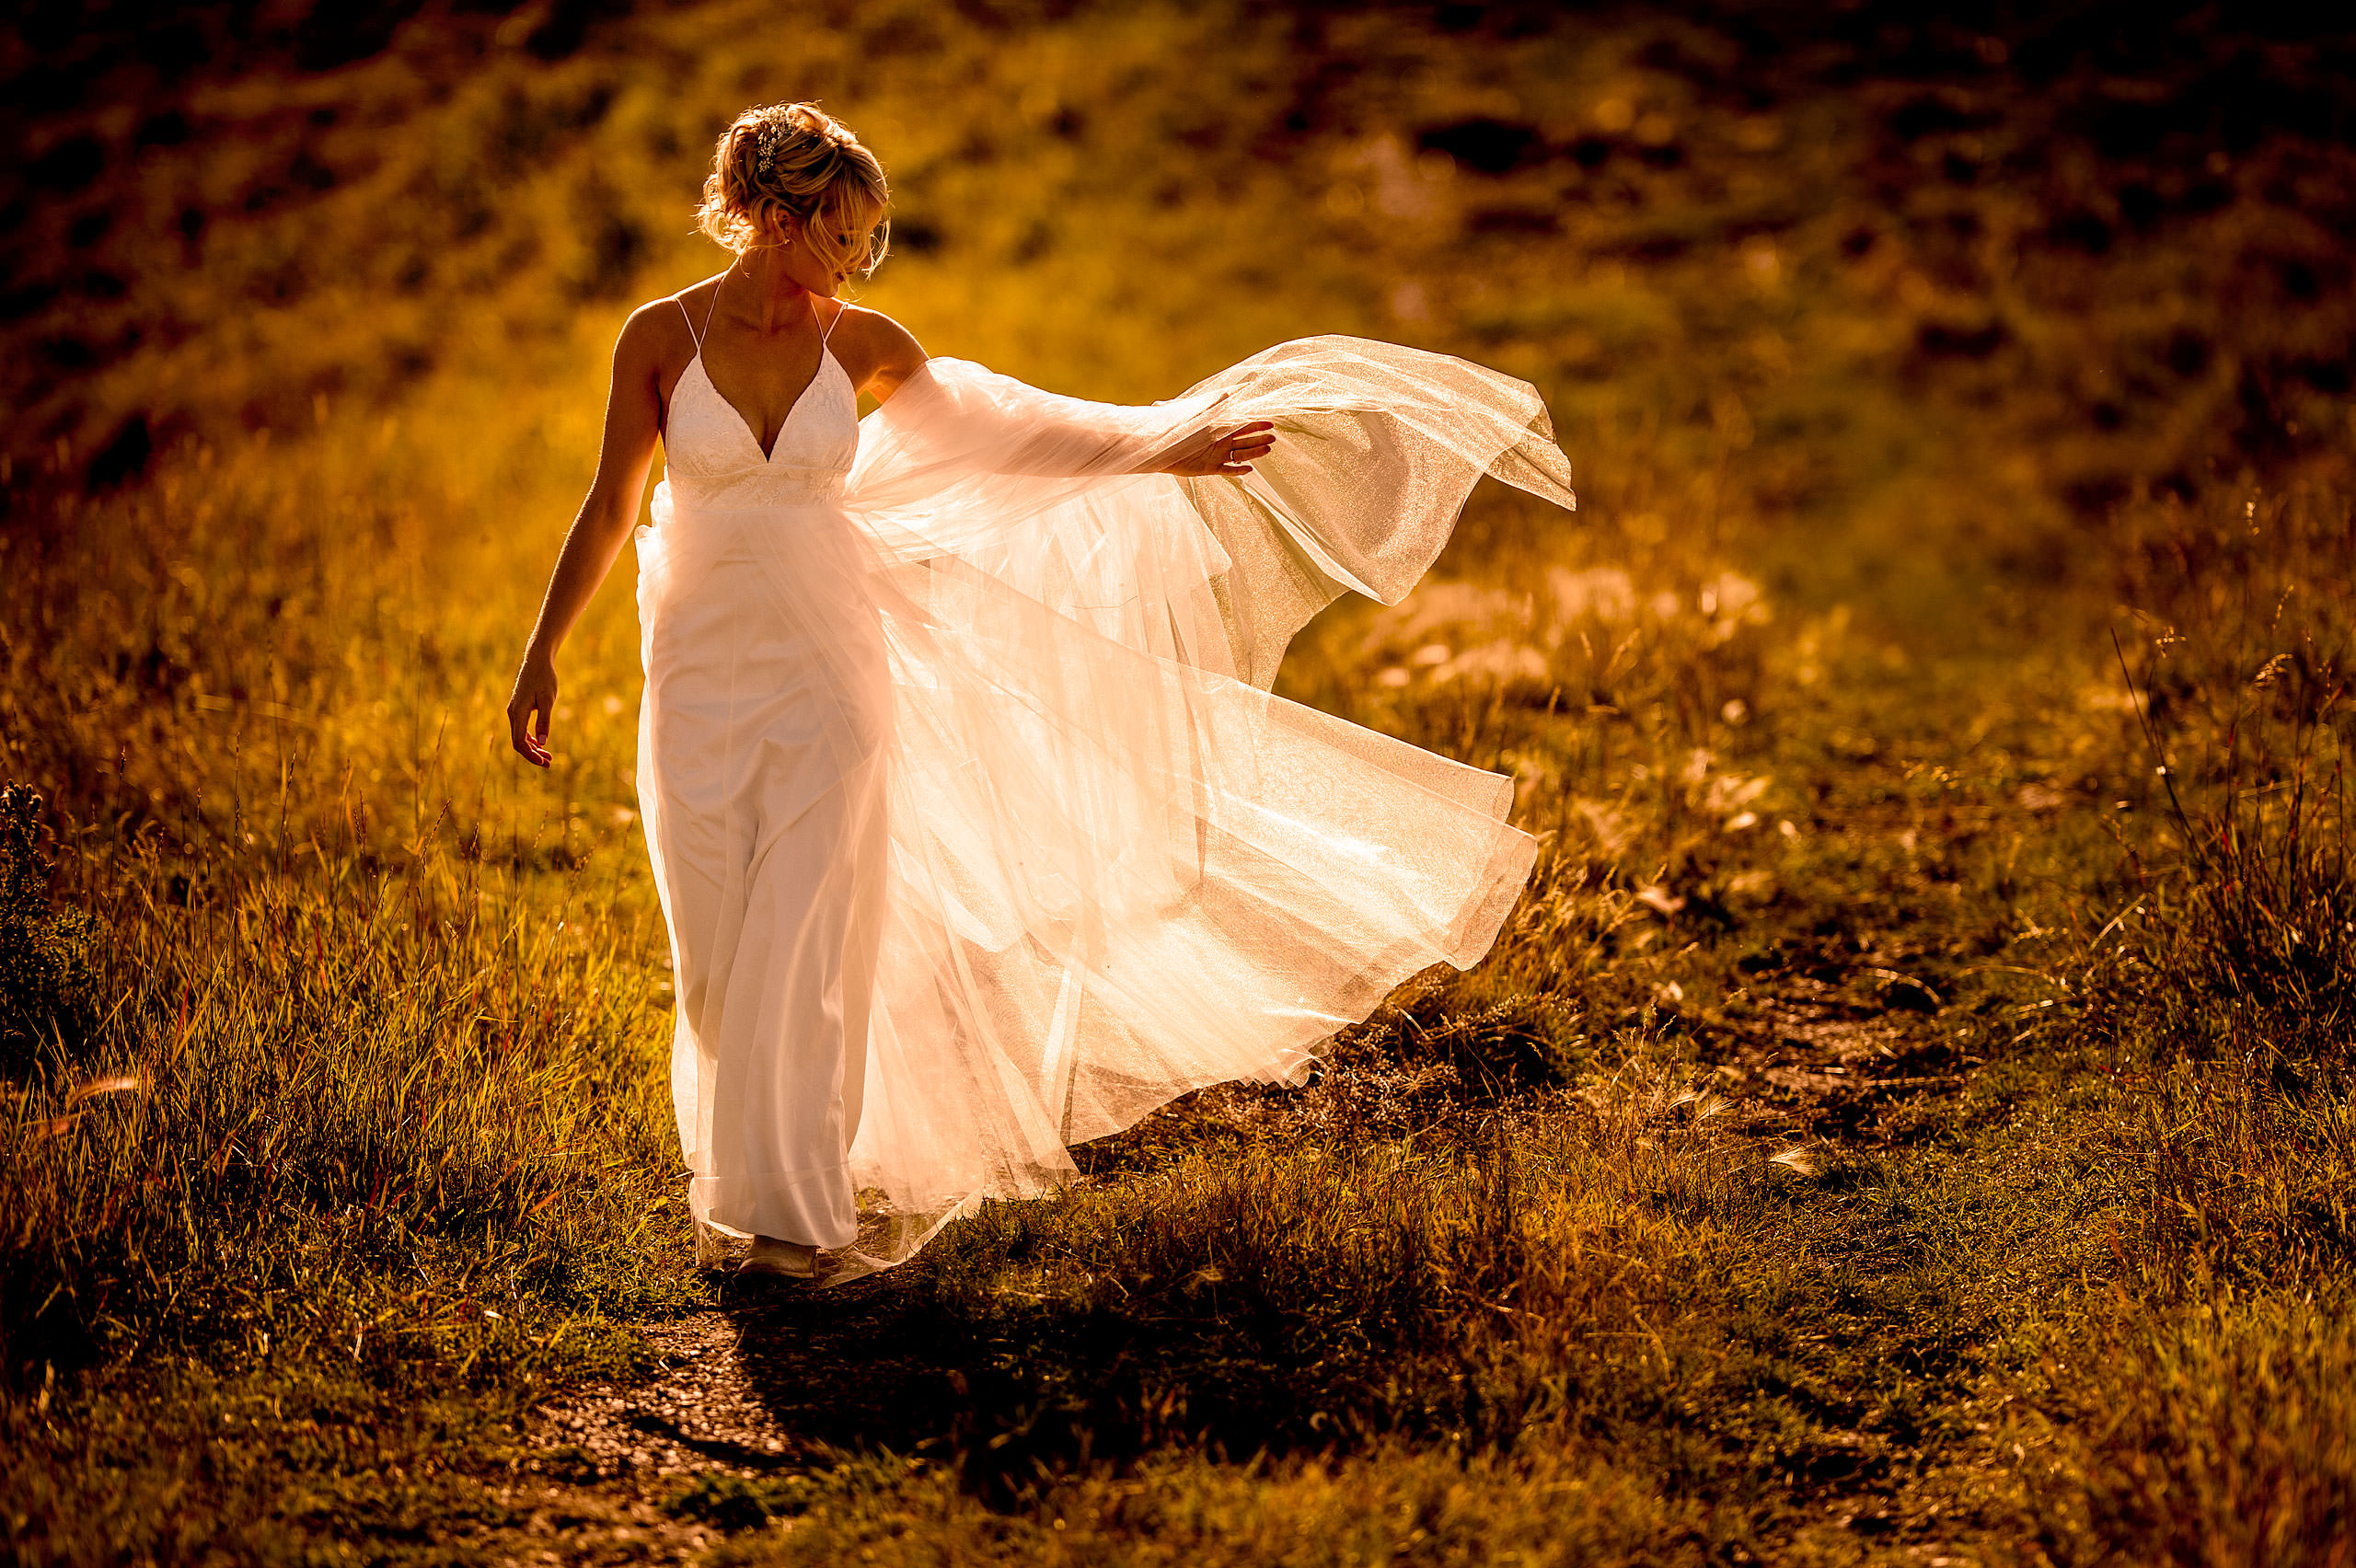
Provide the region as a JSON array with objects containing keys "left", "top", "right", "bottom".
[
  {"left": 5, "top": 4, "right": 2354, "bottom": 1562},
  {"left": 14, "top": 3, "right": 2353, "bottom": 609}
]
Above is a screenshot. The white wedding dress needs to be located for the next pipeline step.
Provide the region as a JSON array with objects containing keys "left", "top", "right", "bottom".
[{"left": 636, "top": 294, "right": 1574, "bottom": 1278}]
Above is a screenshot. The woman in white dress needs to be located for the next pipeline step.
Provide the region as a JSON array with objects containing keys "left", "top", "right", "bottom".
[{"left": 507, "top": 102, "right": 1575, "bottom": 1282}]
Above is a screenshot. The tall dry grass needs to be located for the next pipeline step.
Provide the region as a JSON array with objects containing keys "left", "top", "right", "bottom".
[{"left": 0, "top": 395, "right": 686, "bottom": 1380}]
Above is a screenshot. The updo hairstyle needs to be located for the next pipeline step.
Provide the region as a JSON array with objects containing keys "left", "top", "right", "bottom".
[{"left": 697, "top": 102, "right": 890, "bottom": 280}]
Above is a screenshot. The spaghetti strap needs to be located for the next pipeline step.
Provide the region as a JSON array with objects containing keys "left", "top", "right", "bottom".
[
  {"left": 676, "top": 287, "right": 722, "bottom": 351},
  {"left": 677, "top": 281, "right": 721, "bottom": 349},
  {"left": 819, "top": 298, "right": 845, "bottom": 345}
]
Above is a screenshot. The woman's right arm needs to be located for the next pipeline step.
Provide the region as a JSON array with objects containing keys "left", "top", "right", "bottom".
[{"left": 506, "top": 305, "right": 674, "bottom": 767}]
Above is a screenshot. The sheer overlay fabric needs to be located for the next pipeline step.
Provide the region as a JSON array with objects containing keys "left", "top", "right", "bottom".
[{"left": 636, "top": 323, "right": 1575, "bottom": 1279}]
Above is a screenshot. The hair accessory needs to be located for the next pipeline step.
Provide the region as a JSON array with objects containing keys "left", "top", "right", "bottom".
[{"left": 756, "top": 115, "right": 783, "bottom": 177}]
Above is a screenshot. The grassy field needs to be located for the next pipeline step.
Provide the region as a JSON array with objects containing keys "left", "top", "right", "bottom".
[{"left": 5, "top": 3, "right": 2355, "bottom": 1562}]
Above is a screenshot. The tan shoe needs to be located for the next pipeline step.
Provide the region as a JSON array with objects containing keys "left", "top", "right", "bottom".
[{"left": 740, "top": 1236, "right": 819, "bottom": 1280}]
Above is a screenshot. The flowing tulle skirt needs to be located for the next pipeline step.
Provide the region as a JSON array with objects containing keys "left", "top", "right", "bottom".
[{"left": 637, "top": 337, "right": 1574, "bottom": 1278}]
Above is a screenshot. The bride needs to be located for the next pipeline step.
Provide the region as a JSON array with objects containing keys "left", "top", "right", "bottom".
[{"left": 507, "top": 102, "right": 1576, "bottom": 1282}]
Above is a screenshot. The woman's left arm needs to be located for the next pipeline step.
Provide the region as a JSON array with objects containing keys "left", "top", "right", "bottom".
[
  {"left": 835, "top": 305, "right": 1272, "bottom": 477},
  {"left": 835, "top": 303, "right": 930, "bottom": 408}
]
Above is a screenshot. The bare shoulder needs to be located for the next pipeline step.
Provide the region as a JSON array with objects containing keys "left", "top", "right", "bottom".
[
  {"left": 828, "top": 301, "right": 925, "bottom": 362},
  {"left": 826, "top": 302, "right": 930, "bottom": 401},
  {"left": 618, "top": 294, "right": 699, "bottom": 368}
]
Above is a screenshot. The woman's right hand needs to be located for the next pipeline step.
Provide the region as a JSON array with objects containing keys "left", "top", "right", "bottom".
[{"left": 507, "top": 651, "right": 559, "bottom": 768}]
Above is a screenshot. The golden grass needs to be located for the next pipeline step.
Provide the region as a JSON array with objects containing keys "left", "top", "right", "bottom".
[{"left": 6, "top": 3, "right": 2356, "bottom": 1562}]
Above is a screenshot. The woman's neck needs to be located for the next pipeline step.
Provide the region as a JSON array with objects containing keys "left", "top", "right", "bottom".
[{"left": 724, "top": 248, "right": 814, "bottom": 332}]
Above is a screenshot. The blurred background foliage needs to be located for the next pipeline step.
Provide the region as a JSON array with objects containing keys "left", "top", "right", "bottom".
[{"left": 6, "top": 0, "right": 2354, "bottom": 628}]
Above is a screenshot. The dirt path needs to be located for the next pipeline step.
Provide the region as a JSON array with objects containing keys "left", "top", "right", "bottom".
[
  {"left": 477, "top": 978, "right": 1951, "bottom": 1563},
  {"left": 467, "top": 1315, "right": 805, "bottom": 1565}
]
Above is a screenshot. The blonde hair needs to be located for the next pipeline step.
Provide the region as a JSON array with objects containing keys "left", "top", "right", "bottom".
[{"left": 697, "top": 103, "right": 890, "bottom": 279}]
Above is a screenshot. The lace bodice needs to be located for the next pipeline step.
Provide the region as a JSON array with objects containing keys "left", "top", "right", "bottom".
[{"left": 662, "top": 298, "right": 858, "bottom": 510}]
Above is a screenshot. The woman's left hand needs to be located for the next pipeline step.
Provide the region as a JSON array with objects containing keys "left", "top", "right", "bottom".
[{"left": 1162, "top": 421, "right": 1276, "bottom": 478}]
